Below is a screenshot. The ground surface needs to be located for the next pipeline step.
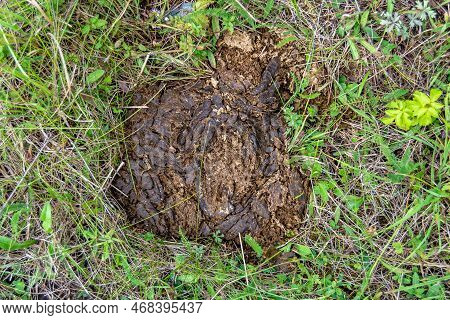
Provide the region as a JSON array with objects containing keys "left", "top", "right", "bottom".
[
  {"left": 114, "top": 31, "right": 309, "bottom": 246},
  {"left": 0, "top": 0, "right": 448, "bottom": 300}
]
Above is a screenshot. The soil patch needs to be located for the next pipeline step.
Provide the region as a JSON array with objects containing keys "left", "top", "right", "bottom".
[{"left": 113, "top": 31, "right": 310, "bottom": 247}]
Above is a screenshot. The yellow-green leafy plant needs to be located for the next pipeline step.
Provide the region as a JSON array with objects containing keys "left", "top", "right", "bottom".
[
  {"left": 411, "top": 89, "right": 444, "bottom": 125},
  {"left": 381, "top": 89, "right": 444, "bottom": 130},
  {"left": 381, "top": 100, "right": 416, "bottom": 130}
]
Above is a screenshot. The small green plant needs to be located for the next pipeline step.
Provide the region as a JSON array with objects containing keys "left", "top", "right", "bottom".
[
  {"left": 211, "top": 230, "right": 224, "bottom": 244},
  {"left": 413, "top": 1, "right": 436, "bottom": 22},
  {"left": 381, "top": 89, "right": 444, "bottom": 130},
  {"left": 81, "top": 15, "right": 107, "bottom": 35},
  {"left": 221, "top": 15, "right": 235, "bottom": 33},
  {"left": 411, "top": 90, "right": 444, "bottom": 125},
  {"left": 283, "top": 105, "right": 303, "bottom": 137},
  {"left": 381, "top": 100, "right": 416, "bottom": 130},
  {"left": 407, "top": 1, "right": 436, "bottom": 30},
  {"left": 379, "top": 0, "right": 438, "bottom": 38},
  {"left": 166, "top": 1, "right": 238, "bottom": 67},
  {"left": 380, "top": 12, "right": 408, "bottom": 39}
]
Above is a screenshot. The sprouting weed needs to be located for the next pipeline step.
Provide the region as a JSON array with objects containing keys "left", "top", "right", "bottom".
[
  {"left": 381, "top": 100, "right": 417, "bottom": 131},
  {"left": 415, "top": 0, "right": 436, "bottom": 21},
  {"left": 212, "top": 230, "right": 224, "bottom": 244},
  {"left": 407, "top": 1, "right": 437, "bottom": 30},
  {"left": 407, "top": 14, "right": 423, "bottom": 29},
  {"left": 222, "top": 15, "right": 235, "bottom": 33},
  {"left": 411, "top": 89, "right": 444, "bottom": 126},
  {"left": 380, "top": 12, "right": 401, "bottom": 33},
  {"left": 379, "top": 12, "right": 408, "bottom": 38},
  {"left": 81, "top": 15, "right": 107, "bottom": 35},
  {"left": 380, "top": 1, "right": 437, "bottom": 37},
  {"left": 283, "top": 105, "right": 303, "bottom": 138}
]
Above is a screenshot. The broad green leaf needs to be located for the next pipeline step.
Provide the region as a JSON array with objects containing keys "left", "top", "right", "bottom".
[
  {"left": 207, "top": 50, "right": 216, "bottom": 68},
  {"left": 382, "top": 89, "right": 409, "bottom": 102},
  {"left": 244, "top": 234, "right": 263, "bottom": 257},
  {"left": 429, "top": 88, "right": 442, "bottom": 102},
  {"left": 263, "top": 0, "right": 275, "bottom": 18},
  {"left": 344, "top": 20, "right": 356, "bottom": 31},
  {"left": 300, "top": 92, "right": 321, "bottom": 100},
  {"left": 334, "top": 207, "right": 341, "bottom": 225},
  {"left": 81, "top": 24, "right": 90, "bottom": 35},
  {"left": 360, "top": 10, "right": 370, "bottom": 27},
  {"left": 101, "top": 243, "right": 110, "bottom": 261},
  {"left": 276, "top": 36, "right": 297, "bottom": 48},
  {"left": 346, "top": 195, "right": 364, "bottom": 213},
  {"left": 86, "top": 69, "right": 105, "bottom": 84},
  {"left": 13, "top": 280, "right": 26, "bottom": 295},
  {"left": 381, "top": 40, "right": 396, "bottom": 54},
  {"left": 395, "top": 111, "right": 413, "bottom": 130},
  {"left": 393, "top": 242, "right": 404, "bottom": 254},
  {"left": 381, "top": 116, "right": 395, "bottom": 125},
  {"left": 211, "top": 16, "right": 220, "bottom": 36},
  {"left": 178, "top": 274, "right": 197, "bottom": 284},
  {"left": 387, "top": 0, "right": 394, "bottom": 14},
  {"left": 416, "top": 111, "right": 433, "bottom": 126},
  {"left": 294, "top": 244, "right": 312, "bottom": 257},
  {"left": 358, "top": 38, "right": 378, "bottom": 54},
  {"left": 381, "top": 260, "right": 410, "bottom": 274},
  {"left": 413, "top": 91, "right": 430, "bottom": 107},
  {"left": 40, "top": 201, "right": 52, "bottom": 234},
  {"left": 347, "top": 38, "right": 359, "bottom": 60},
  {"left": 430, "top": 101, "right": 444, "bottom": 110},
  {"left": 363, "top": 27, "right": 381, "bottom": 41},
  {"left": 91, "top": 18, "right": 107, "bottom": 29},
  {"left": 0, "top": 236, "right": 36, "bottom": 251},
  {"left": 382, "top": 100, "right": 415, "bottom": 130},
  {"left": 427, "top": 283, "right": 445, "bottom": 299},
  {"left": 314, "top": 181, "right": 329, "bottom": 204}
]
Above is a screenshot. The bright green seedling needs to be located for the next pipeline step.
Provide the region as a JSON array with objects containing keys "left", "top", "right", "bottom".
[
  {"left": 381, "top": 100, "right": 416, "bottom": 130},
  {"left": 411, "top": 89, "right": 444, "bottom": 126},
  {"left": 381, "top": 89, "right": 444, "bottom": 130},
  {"left": 81, "top": 15, "right": 107, "bottom": 35}
]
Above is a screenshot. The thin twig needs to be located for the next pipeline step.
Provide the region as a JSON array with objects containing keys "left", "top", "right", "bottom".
[{"left": 238, "top": 233, "right": 249, "bottom": 286}]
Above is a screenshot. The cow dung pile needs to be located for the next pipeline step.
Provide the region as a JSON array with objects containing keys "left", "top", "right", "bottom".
[{"left": 113, "top": 31, "right": 310, "bottom": 247}]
